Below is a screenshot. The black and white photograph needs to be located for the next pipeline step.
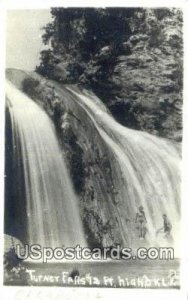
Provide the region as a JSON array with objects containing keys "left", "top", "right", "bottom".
[{"left": 2, "top": 3, "right": 185, "bottom": 293}]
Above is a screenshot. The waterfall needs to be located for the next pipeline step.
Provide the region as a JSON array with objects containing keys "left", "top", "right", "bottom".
[
  {"left": 5, "top": 78, "right": 181, "bottom": 254},
  {"left": 5, "top": 80, "right": 86, "bottom": 248},
  {"left": 66, "top": 87, "right": 181, "bottom": 251}
]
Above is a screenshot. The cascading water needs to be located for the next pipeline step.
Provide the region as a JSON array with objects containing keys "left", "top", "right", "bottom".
[
  {"left": 5, "top": 80, "right": 86, "bottom": 248},
  {"left": 66, "top": 87, "right": 181, "bottom": 252}
]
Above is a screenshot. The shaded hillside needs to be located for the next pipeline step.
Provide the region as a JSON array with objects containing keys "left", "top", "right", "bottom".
[{"left": 36, "top": 8, "right": 183, "bottom": 141}]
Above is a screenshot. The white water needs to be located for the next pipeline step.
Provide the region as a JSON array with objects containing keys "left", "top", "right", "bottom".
[
  {"left": 67, "top": 87, "right": 181, "bottom": 252},
  {"left": 6, "top": 80, "right": 86, "bottom": 248}
]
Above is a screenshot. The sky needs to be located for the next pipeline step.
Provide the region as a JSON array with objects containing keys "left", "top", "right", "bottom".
[{"left": 6, "top": 10, "right": 52, "bottom": 71}]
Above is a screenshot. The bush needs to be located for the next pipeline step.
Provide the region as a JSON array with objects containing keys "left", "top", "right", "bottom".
[{"left": 22, "top": 77, "right": 40, "bottom": 98}]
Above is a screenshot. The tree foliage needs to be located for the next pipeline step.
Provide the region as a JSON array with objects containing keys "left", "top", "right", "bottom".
[{"left": 36, "top": 8, "right": 135, "bottom": 80}]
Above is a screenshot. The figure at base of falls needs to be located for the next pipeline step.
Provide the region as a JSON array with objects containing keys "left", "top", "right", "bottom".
[
  {"left": 135, "top": 206, "right": 147, "bottom": 240},
  {"left": 156, "top": 214, "right": 172, "bottom": 240}
]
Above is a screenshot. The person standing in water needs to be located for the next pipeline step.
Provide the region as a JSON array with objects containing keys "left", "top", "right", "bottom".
[
  {"left": 135, "top": 206, "right": 147, "bottom": 239},
  {"left": 156, "top": 214, "right": 172, "bottom": 238}
]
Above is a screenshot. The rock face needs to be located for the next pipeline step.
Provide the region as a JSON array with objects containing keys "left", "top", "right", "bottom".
[
  {"left": 37, "top": 8, "right": 183, "bottom": 141},
  {"left": 108, "top": 9, "right": 183, "bottom": 141}
]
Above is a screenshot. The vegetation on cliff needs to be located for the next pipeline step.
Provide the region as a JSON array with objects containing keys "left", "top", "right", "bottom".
[{"left": 36, "top": 7, "right": 183, "bottom": 141}]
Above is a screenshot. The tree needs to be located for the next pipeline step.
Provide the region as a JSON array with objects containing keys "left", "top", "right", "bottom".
[{"left": 36, "top": 8, "right": 135, "bottom": 81}]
